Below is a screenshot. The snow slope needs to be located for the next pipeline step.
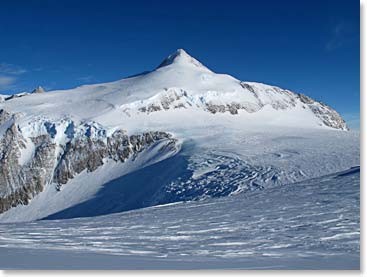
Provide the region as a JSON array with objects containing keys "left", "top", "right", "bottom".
[{"left": 0, "top": 167, "right": 359, "bottom": 269}]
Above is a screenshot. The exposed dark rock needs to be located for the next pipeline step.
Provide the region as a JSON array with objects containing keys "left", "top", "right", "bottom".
[
  {"left": 206, "top": 102, "right": 260, "bottom": 114},
  {"left": 139, "top": 103, "right": 162, "bottom": 113},
  {"left": 0, "top": 115, "right": 176, "bottom": 214},
  {"left": 240, "top": 82, "right": 256, "bottom": 93},
  {"left": 0, "top": 109, "right": 11, "bottom": 124},
  {"left": 298, "top": 93, "right": 348, "bottom": 130},
  {"left": 138, "top": 89, "right": 188, "bottom": 114},
  {"left": 53, "top": 130, "right": 173, "bottom": 186},
  {"left": 31, "top": 86, "right": 45, "bottom": 94},
  {"left": 0, "top": 122, "right": 56, "bottom": 213}
]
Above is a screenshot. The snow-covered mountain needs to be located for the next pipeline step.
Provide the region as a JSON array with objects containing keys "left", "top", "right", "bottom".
[
  {"left": 0, "top": 49, "right": 356, "bottom": 221},
  {"left": 1, "top": 49, "right": 347, "bottom": 130}
]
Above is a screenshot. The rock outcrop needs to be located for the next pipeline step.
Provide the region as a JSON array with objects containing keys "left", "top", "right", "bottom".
[
  {"left": 122, "top": 84, "right": 347, "bottom": 131},
  {"left": 31, "top": 86, "right": 45, "bottom": 94},
  {"left": 0, "top": 117, "right": 57, "bottom": 213},
  {"left": 0, "top": 113, "right": 176, "bottom": 213},
  {"left": 53, "top": 130, "right": 173, "bottom": 187},
  {"left": 298, "top": 94, "right": 347, "bottom": 130}
]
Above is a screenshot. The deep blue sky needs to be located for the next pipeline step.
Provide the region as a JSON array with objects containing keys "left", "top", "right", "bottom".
[{"left": 0, "top": 0, "right": 359, "bottom": 128}]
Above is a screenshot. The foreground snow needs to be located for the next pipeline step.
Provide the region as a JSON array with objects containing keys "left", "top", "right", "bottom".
[{"left": 0, "top": 167, "right": 359, "bottom": 269}]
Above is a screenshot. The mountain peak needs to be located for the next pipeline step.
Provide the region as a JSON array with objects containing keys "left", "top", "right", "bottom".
[
  {"left": 172, "top": 48, "right": 188, "bottom": 57},
  {"left": 31, "top": 86, "right": 45, "bottom": 94},
  {"left": 157, "top": 49, "right": 211, "bottom": 72}
]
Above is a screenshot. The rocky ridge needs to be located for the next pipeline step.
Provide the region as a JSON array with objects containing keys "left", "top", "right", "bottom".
[{"left": 0, "top": 109, "right": 176, "bottom": 213}]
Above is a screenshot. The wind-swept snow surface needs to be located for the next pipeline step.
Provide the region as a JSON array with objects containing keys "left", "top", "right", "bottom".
[{"left": 0, "top": 168, "right": 359, "bottom": 269}]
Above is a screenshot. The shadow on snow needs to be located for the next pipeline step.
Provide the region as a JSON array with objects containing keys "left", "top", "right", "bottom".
[{"left": 43, "top": 153, "right": 192, "bottom": 220}]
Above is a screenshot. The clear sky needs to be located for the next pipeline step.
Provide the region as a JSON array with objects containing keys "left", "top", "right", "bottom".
[{"left": 0, "top": 0, "right": 360, "bottom": 128}]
